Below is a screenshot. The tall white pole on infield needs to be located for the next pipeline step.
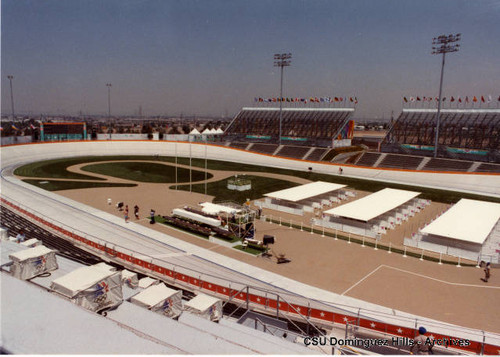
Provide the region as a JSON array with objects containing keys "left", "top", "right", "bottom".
[
  {"left": 189, "top": 134, "right": 192, "bottom": 193},
  {"left": 205, "top": 137, "right": 208, "bottom": 196},
  {"left": 175, "top": 140, "right": 178, "bottom": 190}
]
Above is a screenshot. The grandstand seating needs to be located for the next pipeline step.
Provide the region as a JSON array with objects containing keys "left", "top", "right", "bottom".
[
  {"left": 354, "top": 152, "right": 382, "bottom": 167},
  {"left": 422, "top": 158, "right": 473, "bottom": 172},
  {"left": 249, "top": 143, "right": 279, "bottom": 155},
  {"left": 275, "top": 145, "right": 311, "bottom": 159},
  {"left": 227, "top": 142, "right": 250, "bottom": 150},
  {"left": 384, "top": 109, "right": 500, "bottom": 162},
  {"left": 304, "top": 148, "right": 327, "bottom": 161},
  {"left": 223, "top": 107, "right": 353, "bottom": 146},
  {"left": 377, "top": 154, "right": 424, "bottom": 170},
  {"left": 0, "top": 206, "right": 102, "bottom": 265},
  {"left": 475, "top": 163, "right": 500, "bottom": 173}
]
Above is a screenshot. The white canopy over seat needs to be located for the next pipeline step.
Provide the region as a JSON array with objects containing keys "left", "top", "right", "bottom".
[
  {"left": 324, "top": 188, "right": 420, "bottom": 222},
  {"left": 421, "top": 199, "right": 500, "bottom": 244},
  {"left": 265, "top": 181, "right": 346, "bottom": 202}
]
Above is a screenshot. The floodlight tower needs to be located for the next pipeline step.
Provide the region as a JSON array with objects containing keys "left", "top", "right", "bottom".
[
  {"left": 431, "top": 33, "right": 460, "bottom": 158},
  {"left": 274, "top": 53, "right": 292, "bottom": 145},
  {"left": 106, "top": 83, "right": 112, "bottom": 121},
  {"left": 7, "top": 75, "right": 15, "bottom": 120}
]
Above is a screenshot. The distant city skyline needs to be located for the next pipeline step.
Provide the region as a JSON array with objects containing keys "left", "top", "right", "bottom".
[{"left": 2, "top": 0, "right": 499, "bottom": 119}]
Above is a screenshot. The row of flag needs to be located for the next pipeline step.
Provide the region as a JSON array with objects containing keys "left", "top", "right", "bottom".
[
  {"left": 1, "top": 124, "right": 37, "bottom": 131},
  {"left": 255, "top": 96, "right": 358, "bottom": 104},
  {"left": 403, "top": 95, "right": 500, "bottom": 103}
]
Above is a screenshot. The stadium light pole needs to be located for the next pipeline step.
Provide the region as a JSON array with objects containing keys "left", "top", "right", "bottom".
[
  {"left": 106, "top": 83, "right": 112, "bottom": 121},
  {"left": 7, "top": 75, "right": 15, "bottom": 121},
  {"left": 431, "top": 33, "right": 460, "bottom": 158},
  {"left": 274, "top": 53, "right": 292, "bottom": 145}
]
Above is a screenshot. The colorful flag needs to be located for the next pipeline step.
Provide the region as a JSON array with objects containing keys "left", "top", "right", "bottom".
[
  {"left": 442, "top": 97, "right": 446, "bottom": 101},
  {"left": 458, "top": 97, "right": 462, "bottom": 103},
  {"left": 450, "top": 96, "right": 455, "bottom": 102},
  {"left": 473, "top": 96, "right": 478, "bottom": 102},
  {"left": 410, "top": 97, "right": 415, "bottom": 102},
  {"left": 488, "top": 95, "right": 492, "bottom": 103},
  {"left": 465, "top": 96, "right": 469, "bottom": 103},
  {"left": 334, "top": 97, "right": 339, "bottom": 102},
  {"left": 417, "top": 96, "right": 421, "bottom": 101},
  {"left": 11, "top": 125, "right": 18, "bottom": 130},
  {"left": 481, "top": 96, "right": 485, "bottom": 103}
]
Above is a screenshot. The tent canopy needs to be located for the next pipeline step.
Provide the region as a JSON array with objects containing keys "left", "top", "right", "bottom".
[
  {"left": 173, "top": 208, "right": 221, "bottom": 227},
  {"left": 200, "top": 202, "right": 241, "bottom": 215},
  {"left": 131, "top": 283, "right": 179, "bottom": 308},
  {"left": 9, "top": 245, "right": 55, "bottom": 262},
  {"left": 184, "top": 293, "right": 221, "bottom": 312},
  {"left": 264, "top": 181, "right": 346, "bottom": 203},
  {"left": 324, "top": 188, "right": 420, "bottom": 222},
  {"left": 51, "top": 263, "right": 117, "bottom": 298},
  {"left": 421, "top": 199, "right": 500, "bottom": 244}
]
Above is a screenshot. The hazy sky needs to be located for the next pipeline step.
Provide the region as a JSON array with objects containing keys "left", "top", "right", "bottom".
[{"left": 2, "top": 0, "right": 499, "bottom": 119}]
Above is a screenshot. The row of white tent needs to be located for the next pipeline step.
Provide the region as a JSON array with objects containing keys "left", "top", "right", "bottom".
[
  {"left": 189, "top": 127, "right": 224, "bottom": 135},
  {"left": 7, "top": 244, "right": 222, "bottom": 321}
]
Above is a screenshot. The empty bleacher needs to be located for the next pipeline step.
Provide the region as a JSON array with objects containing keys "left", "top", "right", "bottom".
[
  {"left": 377, "top": 154, "right": 424, "bottom": 170},
  {"left": 304, "top": 148, "right": 327, "bottom": 161},
  {"left": 224, "top": 107, "right": 354, "bottom": 145},
  {"left": 249, "top": 143, "right": 279, "bottom": 155},
  {"left": 422, "top": 158, "right": 473, "bottom": 172},
  {"left": 384, "top": 108, "right": 500, "bottom": 163},
  {"left": 227, "top": 142, "right": 250, "bottom": 150},
  {"left": 275, "top": 145, "right": 311, "bottom": 159},
  {"left": 0, "top": 206, "right": 102, "bottom": 265},
  {"left": 354, "top": 152, "right": 382, "bottom": 167},
  {"left": 475, "top": 163, "right": 500, "bottom": 173}
]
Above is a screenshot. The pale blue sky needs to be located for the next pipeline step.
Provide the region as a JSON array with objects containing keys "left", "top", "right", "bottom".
[{"left": 2, "top": 0, "right": 499, "bottom": 118}]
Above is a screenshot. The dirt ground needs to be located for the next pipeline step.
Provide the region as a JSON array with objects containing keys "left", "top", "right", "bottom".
[{"left": 27, "top": 160, "right": 500, "bottom": 333}]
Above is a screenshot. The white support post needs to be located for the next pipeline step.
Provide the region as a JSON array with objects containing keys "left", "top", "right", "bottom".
[
  {"left": 374, "top": 239, "right": 378, "bottom": 251},
  {"left": 290, "top": 219, "right": 292, "bottom": 229},
  {"left": 457, "top": 256, "right": 461, "bottom": 267},
  {"left": 310, "top": 224, "right": 314, "bottom": 234},
  {"left": 438, "top": 252, "right": 443, "bottom": 265},
  {"left": 322, "top": 226, "right": 325, "bottom": 237},
  {"left": 361, "top": 236, "right": 365, "bottom": 247},
  {"left": 388, "top": 242, "right": 392, "bottom": 254},
  {"left": 420, "top": 249, "right": 425, "bottom": 261},
  {"left": 301, "top": 222, "right": 303, "bottom": 231},
  {"left": 335, "top": 229, "right": 338, "bottom": 240},
  {"left": 279, "top": 217, "right": 282, "bottom": 226},
  {"left": 403, "top": 246, "right": 407, "bottom": 258},
  {"left": 348, "top": 233, "right": 351, "bottom": 244}
]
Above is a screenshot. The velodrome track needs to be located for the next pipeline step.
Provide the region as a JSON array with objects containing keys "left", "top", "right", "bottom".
[{"left": 1, "top": 141, "right": 500, "bottom": 354}]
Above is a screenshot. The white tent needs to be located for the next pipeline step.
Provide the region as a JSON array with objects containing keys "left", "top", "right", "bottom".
[
  {"left": 189, "top": 128, "right": 201, "bottom": 135},
  {"left": 209, "top": 128, "right": 217, "bottom": 134},
  {"left": 121, "top": 269, "right": 139, "bottom": 288},
  {"left": 215, "top": 128, "right": 224, "bottom": 135},
  {"left": 202, "top": 128, "right": 212, "bottom": 134},
  {"left": 173, "top": 208, "right": 221, "bottom": 227},
  {"left": 50, "top": 263, "right": 123, "bottom": 312},
  {"left": 138, "top": 276, "right": 158, "bottom": 289},
  {"left": 184, "top": 293, "right": 222, "bottom": 322},
  {"left": 20, "top": 238, "right": 42, "bottom": 248},
  {"left": 130, "top": 283, "right": 182, "bottom": 318},
  {"left": 199, "top": 202, "right": 241, "bottom": 215},
  {"left": 9, "top": 245, "right": 58, "bottom": 280}
]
